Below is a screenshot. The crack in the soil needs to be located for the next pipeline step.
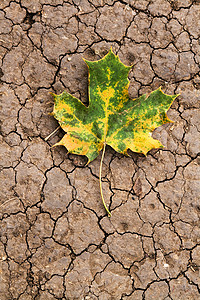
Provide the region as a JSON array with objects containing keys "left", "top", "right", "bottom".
[{"left": 0, "top": 0, "right": 200, "bottom": 298}]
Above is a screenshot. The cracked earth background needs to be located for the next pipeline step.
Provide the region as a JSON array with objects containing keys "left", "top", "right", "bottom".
[{"left": 0, "top": 0, "right": 200, "bottom": 299}]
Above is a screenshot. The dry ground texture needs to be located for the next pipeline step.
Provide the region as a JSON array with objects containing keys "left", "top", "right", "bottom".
[{"left": 0, "top": 0, "right": 200, "bottom": 299}]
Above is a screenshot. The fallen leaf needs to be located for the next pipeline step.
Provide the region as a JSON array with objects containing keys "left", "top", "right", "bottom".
[
  {"left": 51, "top": 48, "right": 178, "bottom": 215},
  {"left": 52, "top": 49, "right": 177, "bottom": 163}
]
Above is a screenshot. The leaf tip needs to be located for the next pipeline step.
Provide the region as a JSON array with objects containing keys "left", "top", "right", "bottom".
[
  {"left": 158, "top": 86, "right": 180, "bottom": 99},
  {"left": 173, "top": 93, "right": 180, "bottom": 99},
  {"left": 85, "top": 158, "right": 91, "bottom": 166},
  {"left": 141, "top": 150, "right": 148, "bottom": 157},
  {"left": 51, "top": 142, "right": 59, "bottom": 148},
  {"left": 50, "top": 92, "right": 56, "bottom": 98},
  {"left": 122, "top": 149, "right": 130, "bottom": 157}
]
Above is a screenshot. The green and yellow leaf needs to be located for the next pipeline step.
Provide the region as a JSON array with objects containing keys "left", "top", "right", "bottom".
[{"left": 52, "top": 49, "right": 178, "bottom": 163}]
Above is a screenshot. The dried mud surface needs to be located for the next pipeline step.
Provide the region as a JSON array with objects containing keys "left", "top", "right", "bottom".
[{"left": 0, "top": 0, "right": 200, "bottom": 299}]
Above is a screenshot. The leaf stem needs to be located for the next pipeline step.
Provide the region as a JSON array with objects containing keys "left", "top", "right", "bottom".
[{"left": 99, "top": 142, "right": 111, "bottom": 217}]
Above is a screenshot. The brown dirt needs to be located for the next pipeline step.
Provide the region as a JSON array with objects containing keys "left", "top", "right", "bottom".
[{"left": 0, "top": 0, "right": 200, "bottom": 299}]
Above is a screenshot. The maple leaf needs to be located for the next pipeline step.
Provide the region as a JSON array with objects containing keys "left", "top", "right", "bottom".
[{"left": 51, "top": 48, "right": 178, "bottom": 216}]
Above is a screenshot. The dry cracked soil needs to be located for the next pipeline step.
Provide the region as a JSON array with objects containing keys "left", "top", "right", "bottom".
[{"left": 0, "top": 0, "right": 200, "bottom": 299}]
